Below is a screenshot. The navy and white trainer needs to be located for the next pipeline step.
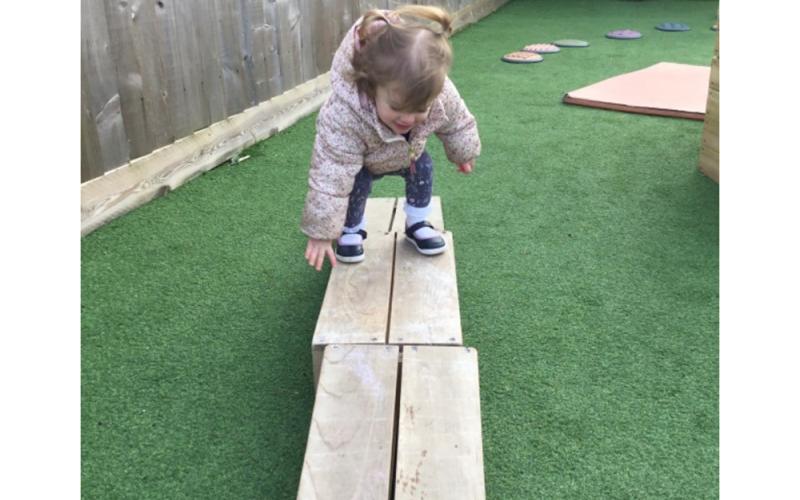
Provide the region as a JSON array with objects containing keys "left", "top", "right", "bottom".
[
  {"left": 335, "top": 229, "right": 367, "bottom": 263},
  {"left": 404, "top": 221, "right": 446, "bottom": 256}
]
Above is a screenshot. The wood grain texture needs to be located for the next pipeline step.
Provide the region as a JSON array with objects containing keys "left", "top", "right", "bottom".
[
  {"left": 215, "top": 0, "right": 256, "bottom": 116},
  {"left": 389, "top": 232, "right": 462, "bottom": 345},
  {"left": 298, "top": 344, "right": 399, "bottom": 500},
  {"left": 193, "top": 0, "right": 228, "bottom": 125},
  {"left": 312, "top": 234, "right": 395, "bottom": 347},
  {"left": 101, "top": 0, "right": 146, "bottom": 157},
  {"left": 168, "top": 0, "right": 208, "bottom": 135},
  {"left": 82, "top": 67, "right": 106, "bottom": 182},
  {"left": 154, "top": 0, "right": 192, "bottom": 141},
  {"left": 276, "top": 0, "right": 303, "bottom": 90},
  {"left": 699, "top": 33, "right": 719, "bottom": 183},
  {"left": 246, "top": 0, "right": 281, "bottom": 103},
  {"left": 395, "top": 346, "right": 485, "bottom": 500},
  {"left": 81, "top": 0, "right": 130, "bottom": 178},
  {"left": 364, "top": 197, "right": 398, "bottom": 235},
  {"left": 311, "top": 198, "right": 395, "bottom": 384},
  {"left": 82, "top": 73, "right": 331, "bottom": 235},
  {"left": 297, "top": 0, "right": 316, "bottom": 83},
  {"left": 390, "top": 196, "right": 444, "bottom": 233}
]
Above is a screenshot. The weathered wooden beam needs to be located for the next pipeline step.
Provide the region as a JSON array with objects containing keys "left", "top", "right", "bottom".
[
  {"left": 699, "top": 32, "right": 719, "bottom": 183},
  {"left": 395, "top": 346, "right": 485, "bottom": 499},
  {"left": 298, "top": 344, "right": 399, "bottom": 500},
  {"left": 81, "top": 73, "right": 331, "bottom": 236},
  {"left": 389, "top": 232, "right": 462, "bottom": 346}
]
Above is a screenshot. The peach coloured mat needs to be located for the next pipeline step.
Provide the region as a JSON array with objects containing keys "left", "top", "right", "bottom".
[{"left": 563, "top": 62, "right": 711, "bottom": 120}]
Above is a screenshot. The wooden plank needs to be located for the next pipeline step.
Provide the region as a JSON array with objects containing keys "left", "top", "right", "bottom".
[
  {"left": 81, "top": 0, "right": 130, "bottom": 177},
  {"left": 194, "top": 0, "right": 228, "bottom": 125},
  {"left": 709, "top": 56, "right": 719, "bottom": 93},
  {"left": 168, "top": 0, "right": 207, "bottom": 134},
  {"left": 215, "top": 0, "right": 254, "bottom": 116},
  {"left": 82, "top": 73, "right": 331, "bottom": 236},
  {"left": 312, "top": 233, "right": 395, "bottom": 383},
  {"left": 81, "top": 67, "right": 105, "bottom": 182},
  {"left": 298, "top": 0, "right": 317, "bottom": 83},
  {"left": 364, "top": 197, "right": 398, "bottom": 235},
  {"left": 699, "top": 32, "right": 719, "bottom": 183},
  {"left": 237, "top": 0, "right": 263, "bottom": 107},
  {"left": 390, "top": 196, "right": 444, "bottom": 233},
  {"left": 103, "top": 0, "right": 173, "bottom": 157},
  {"left": 154, "top": 0, "right": 192, "bottom": 141},
  {"left": 102, "top": 0, "right": 149, "bottom": 157},
  {"left": 245, "top": 0, "right": 275, "bottom": 103},
  {"left": 389, "top": 232, "right": 461, "bottom": 345},
  {"left": 276, "top": 0, "right": 303, "bottom": 90},
  {"left": 310, "top": 0, "right": 342, "bottom": 76},
  {"left": 263, "top": 0, "right": 285, "bottom": 97},
  {"left": 395, "top": 346, "right": 485, "bottom": 500},
  {"left": 298, "top": 344, "right": 399, "bottom": 500}
]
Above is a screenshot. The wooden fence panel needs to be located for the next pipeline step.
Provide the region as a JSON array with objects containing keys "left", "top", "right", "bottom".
[{"left": 82, "top": 0, "right": 508, "bottom": 185}]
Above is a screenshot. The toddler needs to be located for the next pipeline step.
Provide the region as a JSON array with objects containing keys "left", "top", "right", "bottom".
[{"left": 302, "top": 5, "right": 481, "bottom": 270}]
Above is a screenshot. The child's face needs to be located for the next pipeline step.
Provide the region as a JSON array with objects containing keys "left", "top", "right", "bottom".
[{"left": 375, "top": 84, "right": 430, "bottom": 135}]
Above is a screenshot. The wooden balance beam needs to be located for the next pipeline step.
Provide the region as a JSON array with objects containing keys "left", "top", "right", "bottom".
[
  {"left": 299, "top": 197, "right": 486, "bottom": 499},
  {"left": 298, "top": 344, "right": 484, "bottom": 499},
  {"left": 311, "top": 197, "right": 460, "bottom": 384}
]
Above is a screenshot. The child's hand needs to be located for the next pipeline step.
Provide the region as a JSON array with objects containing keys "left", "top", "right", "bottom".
[
  {"left": 305, "top": 238, "right": 337, "bottom": 271},
  {"left": 457, "top": 160, "right": 474, "bottom": 174}
]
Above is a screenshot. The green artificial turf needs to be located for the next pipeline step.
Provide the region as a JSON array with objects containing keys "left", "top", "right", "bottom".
[{"left": 82, "top": 0, "right": 719, "bottom": 497}]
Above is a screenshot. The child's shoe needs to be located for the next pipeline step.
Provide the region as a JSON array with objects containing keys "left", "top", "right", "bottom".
[
  {"left": 405, "top": 221, "right": 446, "bottom": 256},
  {"left": 335, "top": 229, "right": 367, "bottom": 263}
]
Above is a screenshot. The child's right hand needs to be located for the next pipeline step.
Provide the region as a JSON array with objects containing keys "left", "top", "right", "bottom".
[{"left": 305, "top": 238, "right": 337, "bottom": 271}]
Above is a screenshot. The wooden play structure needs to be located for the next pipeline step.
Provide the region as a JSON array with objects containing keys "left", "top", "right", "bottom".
[
  {"left": 698, "top": 30, "right": 719, "bottom": 182},
  {"left": 297, "top": 197, "right": 486, "bottom": 499}
]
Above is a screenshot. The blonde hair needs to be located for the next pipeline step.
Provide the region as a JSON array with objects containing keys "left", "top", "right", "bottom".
[{"left": 351, "top": 5, "right": 453, "bottom": 112}]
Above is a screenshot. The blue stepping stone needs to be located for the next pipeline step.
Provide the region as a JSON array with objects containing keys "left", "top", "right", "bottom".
[
  {"left": 656, "top": 22, "right": 690, "bottom": 32},
  {"left": 606, "top": 29, "right": 642, "bottom": 40}
]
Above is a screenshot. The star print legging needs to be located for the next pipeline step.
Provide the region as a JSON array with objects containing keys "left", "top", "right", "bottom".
[{"left": 343, "top": 151, "right": 433, "bottom": 231}]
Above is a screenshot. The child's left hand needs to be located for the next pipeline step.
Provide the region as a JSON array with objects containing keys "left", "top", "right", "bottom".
[{"left": 457, "top": 161, "right": 474, "bottom": 174}]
